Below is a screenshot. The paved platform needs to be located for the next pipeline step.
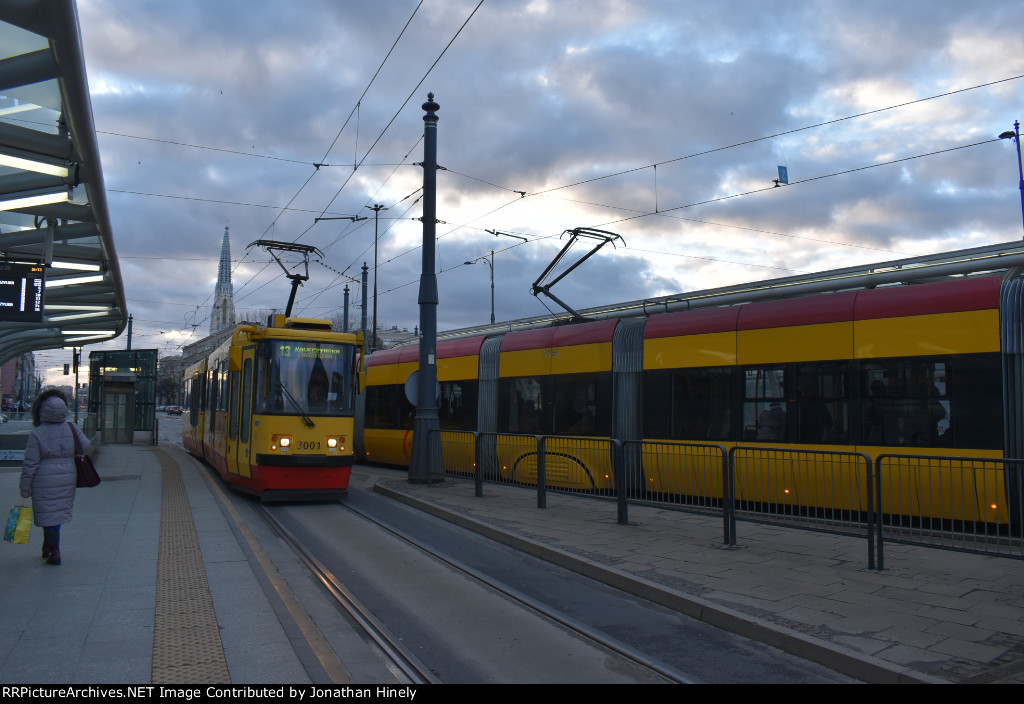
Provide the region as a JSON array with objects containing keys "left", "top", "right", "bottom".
[
  {"left": 1, "top": 440, "right": 1023, "bottom": 684},
  {"left": 0, "top": 442, "right": 373, "bottom": 684}
]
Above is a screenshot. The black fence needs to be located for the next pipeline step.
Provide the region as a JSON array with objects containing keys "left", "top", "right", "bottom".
[{"left": 428, "top": 430, "right": 1024, "bottom": 567}]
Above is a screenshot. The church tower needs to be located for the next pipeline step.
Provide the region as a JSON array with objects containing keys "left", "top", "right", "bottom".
[{"left": 210, "top": 224, "right": 236, "bottom": 335}]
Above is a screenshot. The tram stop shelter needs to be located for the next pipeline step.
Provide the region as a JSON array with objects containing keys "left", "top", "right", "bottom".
[
  {"left": 85, "top": 349, "right": 157, "bottom": 445},
  {"left": 0, "top": 2, "right": 128, "bottom": 361}
]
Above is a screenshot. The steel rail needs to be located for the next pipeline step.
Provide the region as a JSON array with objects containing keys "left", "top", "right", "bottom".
[
  {"left": 339, "top": 502, "right": 695, "bottom": 684},
  {"left": 254, "top": 503, "right": 438, "bottom": 685}
]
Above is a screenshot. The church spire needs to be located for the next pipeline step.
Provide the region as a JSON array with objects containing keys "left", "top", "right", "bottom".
[{"left": 210, "top": 223, "right": 236, "bottom": 335}]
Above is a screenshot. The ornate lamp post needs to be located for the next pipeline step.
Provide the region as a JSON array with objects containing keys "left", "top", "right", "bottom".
[{"left": 410, "top": 94, "right": 441, "bottom": 483}]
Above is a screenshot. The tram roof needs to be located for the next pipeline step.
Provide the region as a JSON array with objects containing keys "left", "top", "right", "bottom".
[
  {"left": 431, "top": 239, "right": 1024, "bottom": 344},
  {"left": 0, "top": 1, "right": 128, "bottom": 363}
]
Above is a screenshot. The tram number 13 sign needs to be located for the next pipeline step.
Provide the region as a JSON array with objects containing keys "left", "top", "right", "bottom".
[{"left": 0, "top": 262, "right": 44, "bottom": 323}]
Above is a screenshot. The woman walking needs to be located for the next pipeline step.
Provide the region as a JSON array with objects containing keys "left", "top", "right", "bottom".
[{"left": 18, "top": 388, "right": 89, "bottom": 566}]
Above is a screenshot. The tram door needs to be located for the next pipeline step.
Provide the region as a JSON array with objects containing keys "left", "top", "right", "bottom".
[
  {"left": 101, "top": 382, "right": 135, "bottom": 444},
  {"left": 227, "top": 349, "right": 255, "bottom": 479}
]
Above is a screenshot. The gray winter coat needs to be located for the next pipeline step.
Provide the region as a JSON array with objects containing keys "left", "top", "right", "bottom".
[{"left": 19, "top": 396, "right": 90, "bottom": 527}]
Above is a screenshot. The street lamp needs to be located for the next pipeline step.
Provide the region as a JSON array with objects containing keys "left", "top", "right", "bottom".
[
  {"left": 464, "top": 250, "right": 495, "bottom": 324},
  {"left": 999, "top": 120, "right": 1024, "bottom": 239}
]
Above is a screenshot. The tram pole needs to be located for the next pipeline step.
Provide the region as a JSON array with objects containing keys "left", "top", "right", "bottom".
[
  {"left": 343, "top": 284, "right": 350, "bottom": 332},
  {"left": 360, "top": 263, "right": 368, "bottom": 340},
  {"left": 410, "top": 93, "right": 442, "bottom": 484}
]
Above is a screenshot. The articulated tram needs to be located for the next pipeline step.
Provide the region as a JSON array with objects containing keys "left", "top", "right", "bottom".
[
  {"left": 184, "top": 315, "right": 363, "bottom": 500},
  {"left": 362, "top": 270, "right": 1024, "bottom": 524}
]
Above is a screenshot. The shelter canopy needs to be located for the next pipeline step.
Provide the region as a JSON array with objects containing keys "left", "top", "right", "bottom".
[{"left": 0, "top": 0, "right": 127, "bottom": 363}]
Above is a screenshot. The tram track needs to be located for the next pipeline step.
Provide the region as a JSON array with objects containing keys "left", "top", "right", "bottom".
[
  {"left": 257, "top": 498, "right": 690, "bottom": 684},
  {"left": 339, "top": 502, "right": 695, "bottom": 684},
  {"left": 170, "top": 417, "right": 682, "bottom": 684},
  {"left": 254, "top": 502, "right": 439, "bottom": 685},
  {"left": 164, "top": 416, "right": 854, "bottom": 683},
  {"left": 254, "top": 477, "right": 865, "bottom": 684}
]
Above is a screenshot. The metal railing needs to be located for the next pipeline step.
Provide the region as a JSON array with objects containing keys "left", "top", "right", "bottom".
[
  {"left": 623, "top": 440, "right": 732, "bottom": 544},
  {"left": 729, "top": 446, "right": 873, "bottom": 528},
  {"left": 426, "top": 429, "right": 1024, "bottom": 566},
  {"left": 875, "top": 454, "right": 1024, "bottom": 562}
]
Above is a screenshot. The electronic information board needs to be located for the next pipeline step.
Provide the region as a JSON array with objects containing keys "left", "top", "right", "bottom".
[{"left": 0, "top": 262, "right": 44, "bottom": 323}]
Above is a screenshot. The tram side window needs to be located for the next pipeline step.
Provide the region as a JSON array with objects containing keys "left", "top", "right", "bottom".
[
  {"left": 743, "top": 367, "right": 787, "bottom": 442},
  {"left": 365, "top": 385, "right": 414, "bottom": 430},
  {"left": 861, "top": 359, "right": 947, "bottom": 446},
  {"left": 439, "top": 381, "right": 478, "bottom": 431},
  {"left": 498, "top": 377, "right": 548, "bottom": 434},
  {"left": 365, "top": 385, "right": 396, "bottom": 429},
  {"left": 643, "top": 367, "right": 732, "bottom": 441},
  {"left": 329, "top": 354, "right": 357, "bottom": 415},
  {"left": 255, "top": 348, "right": 279, "bottom": 412},
  {"left": 946, "top": 354, "right": 1001, "bottom": 449},
  {"left": 794, "top": 363, "right": 848, "bottom": 444},
  {"left": 552, "top": 373, "right": 612, "bottom": 437},
  {"left": 861, "top": 354, "right": 1001, "bottom": 449}
]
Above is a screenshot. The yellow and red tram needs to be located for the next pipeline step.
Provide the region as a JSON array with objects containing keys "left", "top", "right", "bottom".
[
  {"left": 363, "top": 335, "right": 484, "bottom": 466},
  {"left": 184, "top": 315, "right": 363, "bottom": 500},
  {"left": 360, "top": 271, "right": 1019, "bottom": 523}
]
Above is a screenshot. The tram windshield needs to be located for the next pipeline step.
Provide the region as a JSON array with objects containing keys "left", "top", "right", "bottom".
[{"left": 254, "top": 340, "right": 358, "bottom": 416}]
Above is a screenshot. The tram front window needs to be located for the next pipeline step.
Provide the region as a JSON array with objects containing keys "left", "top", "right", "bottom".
[{"left": 255, "top": 340, "right": 357, "bottom": 416}]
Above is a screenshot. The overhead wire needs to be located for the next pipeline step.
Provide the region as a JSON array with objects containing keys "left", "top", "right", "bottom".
[
  {"left": 211, "top": 0, "right": 486, "bottom": 329},
  {"left": 110, "top": 56, "right": 1021, "bottom": 345},
  {"left": 292, "top": 1, "right": 488, "bottom": 312},
  {"left": 315, "top": 0, "right": 486, "bottom": 216},
  {"left": 593, "top": 138, "right": 1003, "bottom": 230},
  {"left": 163, "top": 1, "right": 432, "bottom": 341},
  {"left": 435, "top": 73, "right": 1024, "bottom": 258},
  {"left": 527, "top": 72, "right": 1024, "bottom": 198},
  {"left": 360, "top": 134, "right": 1009, "bottom": 313}
]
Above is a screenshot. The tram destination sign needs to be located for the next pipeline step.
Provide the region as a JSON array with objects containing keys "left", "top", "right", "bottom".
[{"left": 0, "top": 262, "right": 44, "bottom": 323}]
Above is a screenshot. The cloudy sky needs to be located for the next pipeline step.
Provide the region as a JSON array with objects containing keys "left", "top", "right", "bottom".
[{"left": 31, "top": 0, "right": 1024, "bottom": 383}]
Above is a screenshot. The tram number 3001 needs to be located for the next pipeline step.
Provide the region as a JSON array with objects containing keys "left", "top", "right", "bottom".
[{"left": 296, "top": 441, "right": 322, "bottom": 450}]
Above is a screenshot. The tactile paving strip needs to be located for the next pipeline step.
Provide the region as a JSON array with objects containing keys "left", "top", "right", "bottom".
[{"left": 151, "top": 448, "right": 230, "bottom": 684}]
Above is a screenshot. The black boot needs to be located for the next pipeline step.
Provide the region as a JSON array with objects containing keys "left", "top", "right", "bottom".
[
  {"left": 45, "top": 528, "right": 60, "bottom": 566},
  {"left": 42, "top": 527, "right": 57, "bottom": 560}
]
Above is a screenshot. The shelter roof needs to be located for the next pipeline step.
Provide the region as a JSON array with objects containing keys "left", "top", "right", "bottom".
[{"left": 0, "top": 1, "right": 127, "bottom": 362}]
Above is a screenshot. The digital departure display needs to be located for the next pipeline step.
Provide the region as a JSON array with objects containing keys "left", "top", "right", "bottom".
[{"left": 0, "top": 262, "right": 44, "bottom": 323}]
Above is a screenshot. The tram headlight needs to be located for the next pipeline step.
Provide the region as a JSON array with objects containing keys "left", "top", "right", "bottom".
[
  {"left": 271, "top": 435, "right": 292, "bottom": 451},
  {"left": 326, "top": 435, "right": 345, "bottom": 451}
]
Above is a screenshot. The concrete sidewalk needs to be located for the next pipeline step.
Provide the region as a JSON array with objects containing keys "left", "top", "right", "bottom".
[{"left": 0, "top": 442, "right": 369, "bottom": 684}]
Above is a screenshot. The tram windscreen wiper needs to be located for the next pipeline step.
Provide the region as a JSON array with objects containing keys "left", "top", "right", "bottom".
[{"left": 278, "top": 381, "right": 315, "bottom": 427}]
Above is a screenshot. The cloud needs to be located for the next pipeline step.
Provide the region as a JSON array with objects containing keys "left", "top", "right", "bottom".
[{"left": 28, "top": 1, "right": 1024, "bottom": 384}]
